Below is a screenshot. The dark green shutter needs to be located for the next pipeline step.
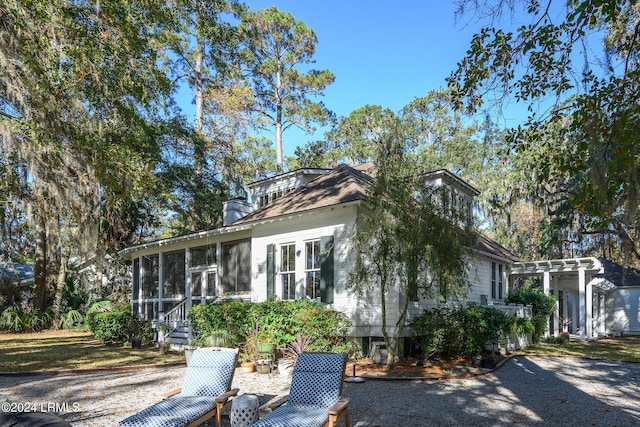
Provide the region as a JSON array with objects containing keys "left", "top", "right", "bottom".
[
  {"left": 267, "top": 244, "right": 275, "bottom": 301},
  {"left": 320, "top": 235, "right": 334, "bottom": 303}
]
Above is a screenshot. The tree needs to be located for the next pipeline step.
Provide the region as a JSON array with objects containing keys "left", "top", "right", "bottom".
[
  {"left": 351, "top": 119, "right": 475, "bottom": 370},
  {"left": 326, "top": 105, "right": 398, "bottom": 165},
  {"left": 162, "top": 0, "right": 241, "bottom": 232},
  {"left": 1, "top": 0, "right": 174, "bottom": 310},
  {"left": 237, "top": 6, "right": 335, "bottom": 174},
  {"left": 449, "top": 0, "right": 640, "bottom": 264}
]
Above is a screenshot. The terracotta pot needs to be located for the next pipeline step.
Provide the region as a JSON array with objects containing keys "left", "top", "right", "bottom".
[{"left": 239, "top": 362, "right": 255, "bottom": 373}]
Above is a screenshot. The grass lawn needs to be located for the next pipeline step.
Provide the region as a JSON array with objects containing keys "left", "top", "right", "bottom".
[
  {"left": 0, "top": 329, "right": 185, "bottom": 373},
  {"left": 0, "top": 330, "right": 638, "bottom": 374},
  {"left": 518, "top": 336, "right": 640, "bottom": 363}
]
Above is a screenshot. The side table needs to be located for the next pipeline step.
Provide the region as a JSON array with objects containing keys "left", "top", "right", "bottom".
[{"left": 230, "top": 394, "right": 260, "bottom": 427}]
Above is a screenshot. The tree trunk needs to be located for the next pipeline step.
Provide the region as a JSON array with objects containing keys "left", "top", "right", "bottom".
[
  {"left": 33, "top": 212, "right": 48, "bottom": 312},
  {"left": 192, "top": 33, "right": 206, "bottom": 230},
  {"left": 52, "top": 254, "right": 67, "bottom": 329}
]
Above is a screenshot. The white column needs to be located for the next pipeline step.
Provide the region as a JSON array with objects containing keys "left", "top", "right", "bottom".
[
  {"left": 562, "top": 290, "right": 569, "bottom": 333},
  {"left": 579, "top": 268, "right": 586, "bottom": 341},
  {"left": 571, "top": 291, "right": 578, "bottom": 334},
  {"left": 158, "top": 251, "right": 164, "bottom": 323},
  {"left": 185, "top": 248, "right": 192, "bottom": 319},
  {"left": 553, "top": 276, "right": 559, "bottom": 337},
  {"left": 586, "top": 280, "right": 593, "bottom": 339},
  {"left": 597, "top": 293, "right": 605, "bottom": 336},
  {"left": 543, "top": 271, "right": 551, "bottom": 338},
  {"left": 137, "top": 257, "right": 143, "bottom": 317}
]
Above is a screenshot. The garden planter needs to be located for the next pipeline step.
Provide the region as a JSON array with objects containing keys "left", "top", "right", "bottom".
[
  {"left": 257, "top": 343, "right": 275, "bottom": 353},
  {"left": 131, "top": 339, "right": 142, "bottom": 349},
  {"left": 239, "top": 362, "right": 255, "bottom": 373},
  {"left": 255, "top": 360, "right": 271, "bottom": 374},
  {"left": 184, "top": 348, "right": 196, "bottom": 365}
]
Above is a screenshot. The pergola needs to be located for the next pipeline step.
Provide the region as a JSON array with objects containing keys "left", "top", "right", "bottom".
[{"left": 509, "top": 257, "right": 615, "bottom": 341}]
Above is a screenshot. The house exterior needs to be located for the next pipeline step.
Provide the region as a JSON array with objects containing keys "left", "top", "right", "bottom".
[{"left": 118, "top": 163, "right": 522, "bottom": 351}]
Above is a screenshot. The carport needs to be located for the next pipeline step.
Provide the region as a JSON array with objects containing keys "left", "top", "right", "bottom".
[{"left": 510, "top": 257, "right": 614, "bottom": 341}]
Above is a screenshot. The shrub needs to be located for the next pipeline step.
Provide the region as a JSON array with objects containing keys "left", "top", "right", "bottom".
[
  {"left": 504, "top": 315, "right": 535, "bottom": 336},
  {"left": 0, "top": 306, "right": 52, "bottom": 332},
  {"left": 505, "top": 288, "right": 556, "bottom": 318},
  {"left": 505, "top": 288, "right": 556, "bottom": 343},
  {"left": 88, "top": 310, "right": 151, "bottom": 344},
  {"left": 189, "top": 299, "right": 352, "bottom": 354},
  {"left": 409, "top": 305, "right": 509, "bottom": 360},
  {"left": 189, "top": 299, "right": 251, "bottom": 347}
]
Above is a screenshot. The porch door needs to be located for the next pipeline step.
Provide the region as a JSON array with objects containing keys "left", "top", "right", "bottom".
[{"left": 191, "top": 268, "right": 218, "bottom": 305}]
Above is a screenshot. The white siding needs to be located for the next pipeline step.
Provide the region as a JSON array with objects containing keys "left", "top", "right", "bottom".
[{"left": 606, "top": 287, "right": 640, "bottom": 335}]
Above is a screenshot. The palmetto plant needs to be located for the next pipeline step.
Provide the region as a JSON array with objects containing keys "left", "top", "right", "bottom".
[{"left": 282, "top": 332, "right": 315, "bottom": 361}]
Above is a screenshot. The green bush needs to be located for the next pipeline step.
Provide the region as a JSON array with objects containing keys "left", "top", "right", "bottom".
[
  {"left": 505, "top": 288, "right": 556, "bottom": 318},
  {"left": 188, "top": 299, "right": 352, "bottom": 353},
  {"left": 88, "top": 310, "right": 151, "bottom": 345},
  {"left": 505, "top": 288, "right": 556, "bottom": 343},
  {"left": 189, "top": 299, "right": 252, "bottom": 347},
  {"left": 409, "top": 305, "right": 509, "bottom": 360},
  {"left": 0, "top": 306, "right": 52, "bottom": 332}
]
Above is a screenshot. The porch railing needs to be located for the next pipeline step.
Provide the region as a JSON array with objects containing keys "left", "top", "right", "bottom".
[{"left": 165, "top": 297, "right": 189, "bottom": 323}]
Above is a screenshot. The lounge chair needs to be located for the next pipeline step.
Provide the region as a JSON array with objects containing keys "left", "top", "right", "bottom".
[
  {"left": 119, "top": 347, "right": 239, "bottom": 427},
  {"left": 251, "top": 352, "right": 350, "bottom": 427}
]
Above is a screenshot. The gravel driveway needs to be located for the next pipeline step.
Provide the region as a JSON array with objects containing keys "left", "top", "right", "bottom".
[{"left": 1, "top": 355, "right": 639, "bottom": 426}]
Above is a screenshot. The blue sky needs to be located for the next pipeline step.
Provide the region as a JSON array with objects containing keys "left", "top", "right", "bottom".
[
  {"left": 241, "top": 1, "right": 492, "bottom": 155},
  {"left": 180, "top": 2, "right": 504, "bottom": 156}
]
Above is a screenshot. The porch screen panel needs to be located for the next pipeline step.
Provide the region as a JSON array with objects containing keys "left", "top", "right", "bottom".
[
  {"left": 192, "top": 272, "right": 202, "bottom": 297},
  {"left": 221, "top": 240, "right": 251, "bottom": 294},
  {"left": 163, "top": 250, "right": 185, "bottom": 298},
  {"left": 191, "top": 244, "right": 216, "bottom": 267},
  {"left": 142, "top": 255, "right": 159, "bottom": 298},
  {"left": 132, "top": 258, "right": 140, "bottom": 301},
  {"left": 206, "top": 272, "right": 217, "bottom": 297}
]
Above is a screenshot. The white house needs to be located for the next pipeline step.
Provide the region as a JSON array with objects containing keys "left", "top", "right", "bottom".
[{"left": 119, "top": 163, "right": 520, "bottom": 353}]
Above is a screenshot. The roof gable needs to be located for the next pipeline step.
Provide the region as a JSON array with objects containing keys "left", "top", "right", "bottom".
[
  {"left": 232, "top": 164, "right": 373, "bottom": 225},
  {"left": 475, "top": 234, "right": 518, "bottom": 262}
]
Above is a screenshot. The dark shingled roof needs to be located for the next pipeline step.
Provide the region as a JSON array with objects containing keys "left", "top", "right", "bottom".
[
  {"left": 233, "top": 163, "right": 515, "bottom": 262},
  {"left": 233, "top": 163, "right": 373, "bottom": 224},
  {"left": 475, "top": 234, "right": 518, "bottom": 261},
  {"left": 595, "top": 258, "right": 640, "bottom": 287}
]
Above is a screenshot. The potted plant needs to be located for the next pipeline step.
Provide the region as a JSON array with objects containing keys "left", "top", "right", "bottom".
[
  {"left": 255, "top": 358, "right": 271, "bottom": 374},
  {"left": 256, "top": 332, "right": 276, "bottom": 354},
  {"left": 184, "top": 339, "right": 197, "bottom": 365},
  {"left": 127, "top": 316, "right": 149, "bottom": 349}
]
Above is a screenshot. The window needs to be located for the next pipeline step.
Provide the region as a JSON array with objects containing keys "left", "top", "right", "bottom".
[
  {"left": 221, "top": 240, "right": 251, "bottom": 294},
  {"left": 191, "top": 244, "right": 216, "bottom": 267},
  {"left": 142, "top": 255, "right": 159, "bottom": 298},
  {"left": 491, "top": 262, "right": 497, "bottom": 299},
  {"left": 280, "top": 243, "right": 296, "bottom": 300},
  {"left": 305, "top": 240, "right": 321, "bottom": 299},
  {"left": 258, "top": 194, "right": 269, "bottom": 208},
  {"left": 498, "top": 264, "right": 504, "bottom": 300},
  {"left": 163, "top": 250, "right": 185, "bottom": 298}
]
